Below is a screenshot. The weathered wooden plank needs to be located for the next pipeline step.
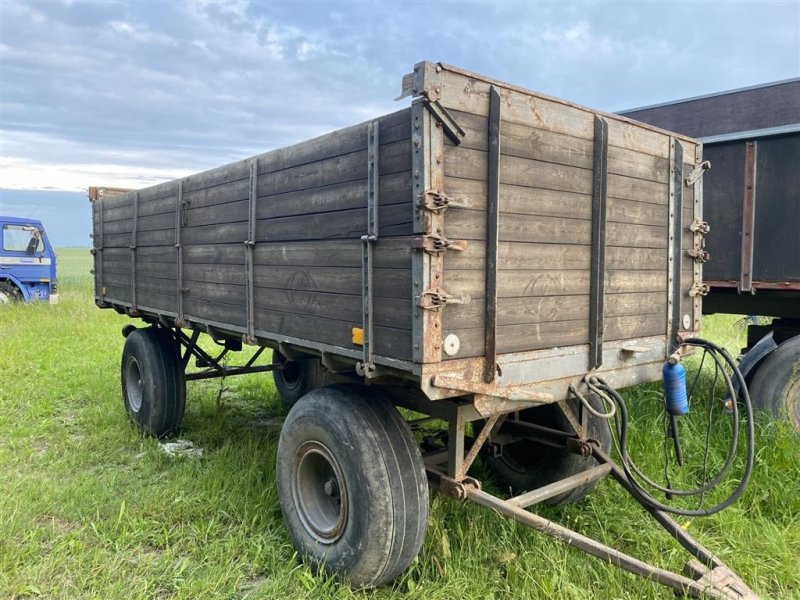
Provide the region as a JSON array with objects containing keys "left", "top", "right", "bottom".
[
  {"left": 447, "top": 311, "right": 666, "bottom": 358},
  {"left": 104, "top": 170, "right": 413, "bottom": 228},
  {"left": 105, "top": 239, "right": 413, "bottom": 270},
  {"left": 102, "top": 203, "right": 413, "bottom": 247},
  {"left": 446, "top": 177, "right": 592, "bottom": 219},
  {"left": 444, "top": 210, "right": 667, "bottom": 249},
  {"left": 443, "top": 291, "right": 667, "bottom": 330},
  {"left": 446, "top": 242, "right": 667, "bottom": 272},
  {"left": 436, "top": 69, "right": 685, "bottom": 159},
  {"left": 445, "top": 269, "right": 666, "bottom": 299},
  {"left": 104, "top": 261, "right": 411, "bottom": 301},
  {"left": 450, "top": 109, "right": 670, "bottom": 183},
  {"left": 445, "top": 145, "right": 593, "bottom": 195},
  {"left": 177, "top": 298, "right": 412, "bottom": 359}
]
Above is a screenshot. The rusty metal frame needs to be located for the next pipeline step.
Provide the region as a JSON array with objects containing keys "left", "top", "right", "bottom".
[
  {"left": 739, "top": 141, "right": 758, "bottom": 294},
  {"left": 406, "top": 390, "right": 758, "bottom": 599}
]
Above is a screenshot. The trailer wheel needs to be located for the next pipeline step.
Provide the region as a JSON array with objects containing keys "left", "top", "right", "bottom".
[
  {"left": 271, "top": 350, "right": 324, "bottom": 408},
  {"left": 748, "top": 335, "right": 800, "bottom": 431},
  {"left": 0, "top": 282, "right": 22, "bottom": 303},
  {"left": 121, "top": 327, "right": 186, "bottom": 438},
  {"left": 485, "top": 396, "right": 612, "bottom": 505},
  {"left": 276, "top": 384, "right": 429, "bottom": 587}
]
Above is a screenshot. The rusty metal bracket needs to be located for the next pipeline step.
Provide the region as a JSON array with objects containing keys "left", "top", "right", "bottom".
[
  {"left": 687, "top": 248, "right": 710, "bottom": 263},
  {"left": 412, "top": 233, "right": 468, "bottom": 254},
  {"left": 417, "top": 189, "right": 467, "bottom": 213},
  {"left": 425, "top": 99, "right": 465, "bottom": 145},
  {"left": 690, "top": 220, "right": 711, "bottom": 234},
  {"left": 432, "top": 374, "right": 554, "bottom": 403},
  {"left": 689, "top": 283, "right": 711, "bottom": 297},
  {"left": 416, "top": 289, "right": 470, "bottom": 310},
  {"left": 685, "top": 160, "right": 711, "bottom": 186}
]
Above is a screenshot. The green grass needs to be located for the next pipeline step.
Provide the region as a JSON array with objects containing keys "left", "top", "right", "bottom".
[{"left": 0, "top": 248, "right": 797, "bottom": 599}]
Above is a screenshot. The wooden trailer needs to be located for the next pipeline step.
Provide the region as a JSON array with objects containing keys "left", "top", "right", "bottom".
[{"left": 90, "top": 62, "right": 758, "bottom": 599}]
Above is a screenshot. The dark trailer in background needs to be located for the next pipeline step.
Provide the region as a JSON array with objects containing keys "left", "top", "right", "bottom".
[{"left": 621, "top": 78, "right": 800, "bottom": 429}]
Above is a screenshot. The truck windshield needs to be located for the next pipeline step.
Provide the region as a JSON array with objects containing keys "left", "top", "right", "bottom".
[{"left": 3, "top": 225, "right": 44, "bottom": 254}]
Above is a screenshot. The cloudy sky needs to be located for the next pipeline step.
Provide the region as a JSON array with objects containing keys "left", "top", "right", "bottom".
[{"left": 1, "top": 0, "right": 798, "bottom": 245}]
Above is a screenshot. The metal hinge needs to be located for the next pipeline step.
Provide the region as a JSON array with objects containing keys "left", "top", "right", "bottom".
[
  {"left": 689, "top": 283, "right": 710, "bottom": 297},
  {"left": 687, "top": 248, "right": 710, "bottom": 263},
  {"left": 685, "top": 160, "right": 711, "bottom": 186},
  {"left": 412, "top": 233, "right": 468, "bottom": 254},
  {"left": 416, "top": 289, "right": 470, "bottom": 310},
  {"left": 690, "top": 220, "right": 711, "bottom": 234}
]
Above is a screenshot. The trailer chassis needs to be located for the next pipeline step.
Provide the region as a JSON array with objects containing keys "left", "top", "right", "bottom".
[{"left": 149, "top": 322, "right": 758, "bottom": 600}]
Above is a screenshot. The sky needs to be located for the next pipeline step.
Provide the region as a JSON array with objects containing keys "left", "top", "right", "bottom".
[{"left": 1, "top": 0, "right": 799, "bottom": 246}]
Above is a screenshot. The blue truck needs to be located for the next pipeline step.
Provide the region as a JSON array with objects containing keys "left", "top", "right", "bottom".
[{"left": 0, "top": 216, "right": 59, "bottom": 304}]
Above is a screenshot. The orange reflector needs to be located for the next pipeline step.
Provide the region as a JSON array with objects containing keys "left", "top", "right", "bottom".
[{"left": 351, "top": 327, "right": 364, "bottom": 345}]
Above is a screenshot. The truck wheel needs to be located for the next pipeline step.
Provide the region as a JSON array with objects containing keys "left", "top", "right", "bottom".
[
  {"left": 271, "top": 350, "right": 324, "bottom": 408},
  {"left": 748, "top": 335, "right": 800, "bottom": 431},
  {"left": 121, "top": 327, "right": 186, "bottom": 438},
  {"left": 276, "top": 384, "right": 429, "bottom": 587},
  {"left": 485, "top": 396, "right": 612, "bottom": 505},
  {"left": 0, "top": 282, "right": 22, "bottom": 303}
]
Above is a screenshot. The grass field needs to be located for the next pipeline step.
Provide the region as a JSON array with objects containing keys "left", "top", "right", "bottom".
[{"left": 0, "top": 248, "right": 797, "bottom": 599}]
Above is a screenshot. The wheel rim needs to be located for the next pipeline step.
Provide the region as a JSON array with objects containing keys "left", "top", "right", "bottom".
[
  {"left": 0, "top": 291, "right": 10, "bottom": 304},
  {"left": 125, "top": 357, "right": 144, "bottom": 413},
  {"left": 291, "top": 440, "right": 348, "bottom": 544}
]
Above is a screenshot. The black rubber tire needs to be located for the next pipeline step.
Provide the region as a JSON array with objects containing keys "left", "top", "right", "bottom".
[
  {"left": 748, "top": 335, "right": 800, "bottom": 432},
  {"left": 121, "top": 327, "right": 186, "bottom": 438},
  {"left": 276, "top": 384, "right": 429, "bottom": 587},
  {"left": 271, "top": 350, "right": 325, "bottom": 408},
  {"left": 0, "top": 281, "right": 22, "bottom": 303},
  {"left": 484, "top": 396, "right": 612, "bottom": 505}
]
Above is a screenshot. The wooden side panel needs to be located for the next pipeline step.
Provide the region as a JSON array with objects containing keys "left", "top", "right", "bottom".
[
  {"left": 96, "top": 109, "right": 415, "bottom": 362},
  {"left": 434, "top": 67, "right": 699, "bottom": 360}
]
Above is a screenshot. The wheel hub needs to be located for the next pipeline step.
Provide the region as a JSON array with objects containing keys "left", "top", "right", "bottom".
[
  {"left": 125, "top": 357, "right": 144, "bottom": 413},
  {"left": 292, "top": 441, "right": 348, "bottom": 544}
]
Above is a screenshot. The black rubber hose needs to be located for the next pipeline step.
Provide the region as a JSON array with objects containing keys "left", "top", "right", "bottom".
[{"left": 593, "top": 337, "right": 755, "bottom": 517}]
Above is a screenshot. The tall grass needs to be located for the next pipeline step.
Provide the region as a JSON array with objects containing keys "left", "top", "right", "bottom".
[{"left": 0, "top": 249, "right": 797, "bottom": 599}]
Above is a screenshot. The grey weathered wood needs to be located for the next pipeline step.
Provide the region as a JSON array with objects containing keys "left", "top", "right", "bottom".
[{"left": 95, "top": 62, "right": 702, "bottom": 375}]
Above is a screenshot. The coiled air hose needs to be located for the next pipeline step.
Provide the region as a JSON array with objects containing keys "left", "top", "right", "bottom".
[{"left": 571, "top": 338, "right": 755, "bottom": 517}]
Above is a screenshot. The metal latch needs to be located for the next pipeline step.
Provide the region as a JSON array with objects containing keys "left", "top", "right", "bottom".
[
  {"left": 416, "top": 289, "right": 470, "bottom": 310},
  {"left": 687, "top": 248, "right": 710, "bottom": 263},
  {"left": 685, "top": 160, "right": 711, "bottom": 186},
  {"left": 417, "top": 190, "right": 468, "bottom": 213},
  {"left": 412, "top": 233, "right": 468, "bottom": 254},
  {"left": 690, "top": 220, "right": 711, "bottom": 234},
  {"left": 689, "top": 283, "right": 710, "bottom": 297}
]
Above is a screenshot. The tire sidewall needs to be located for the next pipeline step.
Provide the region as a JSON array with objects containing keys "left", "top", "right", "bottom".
[
  {"left": 121, "top": 327, "right": 185, "bottom": 438},
  {"left": 277, "top": 391, "right": 395, "bottom": 584},
  {"left": 749, "top": 336, "right": 800, "bottom": 431}
]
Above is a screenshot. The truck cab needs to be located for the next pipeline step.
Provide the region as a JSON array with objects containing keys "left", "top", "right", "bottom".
[{"left": 0, "top": 216, "right": 59, "bottom": 304}]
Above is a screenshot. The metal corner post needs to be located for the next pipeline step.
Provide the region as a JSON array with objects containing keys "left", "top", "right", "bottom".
[{"left": 667, "top": 138, "right": 684, "bottom": 353}]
